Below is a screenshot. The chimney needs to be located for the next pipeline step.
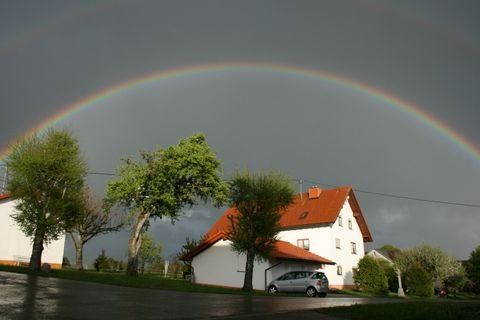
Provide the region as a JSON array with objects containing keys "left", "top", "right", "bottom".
[{"left": 308, "top": 186, "right": 322, "bottom": 199}]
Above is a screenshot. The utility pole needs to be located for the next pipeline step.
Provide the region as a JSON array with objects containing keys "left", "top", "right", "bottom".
[{"left": 0, "top": 164, "right": 7, "bottom": 193}]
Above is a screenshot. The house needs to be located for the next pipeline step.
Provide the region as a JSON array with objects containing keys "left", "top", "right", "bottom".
[
  {"left": 367, "top": 248, "right": 405, "bottom": 296},
  {"left": 0, "top": 193, "right": 65, "bottom": 269},
  {"left": 367, "top": 249, "right": 397, "bottom": 265},
  {"left": 181, "top": 186, "right": 373, "bottom": 290}
]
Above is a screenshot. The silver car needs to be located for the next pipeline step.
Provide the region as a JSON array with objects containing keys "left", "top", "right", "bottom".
[{"left": 267, "top": 271, "right": 329, "bottom": 297}]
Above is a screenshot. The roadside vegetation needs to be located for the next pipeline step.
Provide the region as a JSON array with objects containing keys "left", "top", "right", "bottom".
[{"left": 319, "top": 302, "right": 480, "bottom": 320}]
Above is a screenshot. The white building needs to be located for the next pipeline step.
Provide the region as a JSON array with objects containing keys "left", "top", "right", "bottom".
[
  {"left": 182, "top": 186, "right": 373, "bottom": 290},
  {"left": 0, "top": 193, "right": 65, "bottom": 269}
]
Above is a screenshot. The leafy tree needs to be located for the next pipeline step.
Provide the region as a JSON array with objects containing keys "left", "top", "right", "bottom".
[
  {"left": 138, "top": 232, "right": 162, "bottom": 274},
  {"left": 227, "top": 171, "right": 295, "bottom": 292},
  {"left": 403, "top": 263, "right": 434, "bottom": 297},
  {"left": 466, "top": 245, "right": 480, "bottom": 293},
  {"left": 69, "top": 188, "right": 124, "bottom": 270},
  {"left": 353, "top": 255, "right": 389, "bottom": 295},
  {"left": 62, "top": 256, "right": 71, "bottom": 268},
  {"left": 93, "top": 249, "right": 124, "bottom": 271},
  {"left": 444, "top": 270, "right": 467, "bottom": 296},
  {"left": 379, "top": 244, "right": 401, "bottom": 253},
  {"left": 106, "top": 134, "right": 228, "bottom": 276},
  {"left": 377, "top": 259, "right": 399, "bottom": 292},
  {"left": 395, "top": 244, "right": 464, "bottom": 288},
  {"left": 177, "top": 237, "right": 200, "bottom": 278},
  {"left": 6, "top": 129, "right": 86, "bottom": 271}
]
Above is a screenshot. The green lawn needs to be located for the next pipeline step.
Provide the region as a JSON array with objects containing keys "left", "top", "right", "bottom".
[
  {"left": 0, "top": 265, "right": 261, "bottom": 295},
  {"left": 0, "top": 265, "right": 332, "bottom": 297},
  {"left": 319, "top": 301, "right": 480, "bottom": 320}
]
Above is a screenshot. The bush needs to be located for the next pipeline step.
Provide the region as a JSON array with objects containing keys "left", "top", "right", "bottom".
[
  {"left": 404, "top": 263, "right": 434, "bottom": 297},
  {"left": 466, "top": 246, "right": 480, "bottom": 293},
  {"left": 353, "top": 256, "right": 389, "bottom": 295},
  {"left": 377, "top": 259, "right": 399, "bottom": 292}
]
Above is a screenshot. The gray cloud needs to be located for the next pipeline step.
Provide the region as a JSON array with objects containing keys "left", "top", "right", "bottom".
[{"left": 2, "top": 0, "right": 480, "bottom": 264}]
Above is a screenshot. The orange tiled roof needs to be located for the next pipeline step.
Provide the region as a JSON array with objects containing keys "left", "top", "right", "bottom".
[
  {"left": 206, "top": 186, "right": 373, "bottom": 242},
  {"left": 0, "top": 192, "right": 11, "bottom": 201},
  {"left": 180, "top": 231, "right": 228, "bottom": 261},
  {"left": 273, "top": 240, "right": 335, "bottom": 264},
  {"left": 180, "top": 233, "right": 335, "bottom": 265}
]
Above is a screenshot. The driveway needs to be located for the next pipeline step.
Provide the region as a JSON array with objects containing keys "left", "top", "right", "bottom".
[{"left": 0, "top": 271, "right": 398, "bottom": 319}]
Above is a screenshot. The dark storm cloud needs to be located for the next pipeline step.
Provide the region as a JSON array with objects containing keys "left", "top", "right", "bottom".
[{"left": 1, "top": 0, "right": 479, "bottom": 263}]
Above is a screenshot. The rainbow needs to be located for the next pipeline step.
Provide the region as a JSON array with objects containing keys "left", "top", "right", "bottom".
[{"left": 1, "top": 62, "right": 479, "bottom": 164}]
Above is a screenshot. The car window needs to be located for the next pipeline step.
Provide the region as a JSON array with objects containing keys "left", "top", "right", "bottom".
[
  {"left": 278, "top": 272, "right": 295, "bottom": 281},
  {"left": 312, "top": 272, "right": 327, "bottom": 280},
  {"left": 295, "top": 271, "right": 313, "bottom": 279}
]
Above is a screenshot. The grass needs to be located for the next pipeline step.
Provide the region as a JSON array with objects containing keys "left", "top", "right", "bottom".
[
  {"left": 330, "top": 288, "right": 401, "bottom": 298},
  {"left": 319, "top": 301, "right": 480, "bottom": 320},
  {"left": 0, "top": 265, "right": 266, "bottom": 295}
]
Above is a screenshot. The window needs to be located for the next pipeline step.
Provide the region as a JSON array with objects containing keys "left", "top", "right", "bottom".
[
  {"left": 337, "top": 265, "right": 343, "bottom": 275},
  {"left": 348, "top": 219, "right": 352, "bottom": 230},
  {"left": 312, "top": 272, "right": 326, "bottom": 280},
  {"left": 297, "top": 239, "right": 310, "bottom": 250},
  {"left": 335, "top": 238, "right": 341, "bottom": 249},
  {"left": 338, "top": 215, "right": 343, "bottom": 227},
  {"left": 296, "top": 271, "right": 313, "bottom": 279},
  {"left": 351, "top": 242, "right": 357, "bottom": 254},
  {"left": 279, "top": 272, "right": 296, "bottom": 280}
]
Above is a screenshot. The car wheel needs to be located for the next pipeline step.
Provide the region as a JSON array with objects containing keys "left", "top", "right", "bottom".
[
  {"left": 306, "top": 287, "right": 317, "bottom": 297},
  {"left": 318, "top": 292, "right": 327, "bottom": 298},
  {"left": 268, "top": 285, "right": 278, "bottom": 294}
]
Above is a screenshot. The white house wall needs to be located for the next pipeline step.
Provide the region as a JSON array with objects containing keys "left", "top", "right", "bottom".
[
  {"left": 192, "top": 239, "right": 270, "bottom": 290},
  {"left": 192, "top": 239, "right": 326, "bottom": 291},
  {"left": 0, "top": 198, "right": 65, "bottom": 268},
  {"left": 277, "top": 199, "right": 365, "bottom": 288}
]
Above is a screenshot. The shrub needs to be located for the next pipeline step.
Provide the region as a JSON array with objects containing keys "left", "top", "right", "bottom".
[
  {"left": 377, "top": 259, "right": 399, "bottom": 292},
  {"left": 404, "top": 263, "right": 434, "bottom": 297},
  {"left": 466, "top": 246, "right": 480, "bottom": 293},
  {"left": 353, "top": 256, "right": 389, "bottom": 295}
]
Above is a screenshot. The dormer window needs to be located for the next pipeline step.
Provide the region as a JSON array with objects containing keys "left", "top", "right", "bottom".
[
  {"left": 299, "top": 211, "right": 309, "bottom": 220},
  {"left": 338, "top": 216, "right": 343, "bottom": 227}
]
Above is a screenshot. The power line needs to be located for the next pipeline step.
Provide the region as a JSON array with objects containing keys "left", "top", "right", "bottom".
[
  {"left": 300, "top": 179, "right": 480, "bottom": 208},
  {"left": 6, "top": 169, "right": 480, "bottom": 208},
  {"left": 87, "top": 171, "right": 116, "bottom": 176}
]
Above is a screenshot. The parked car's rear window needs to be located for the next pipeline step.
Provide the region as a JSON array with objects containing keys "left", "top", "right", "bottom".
[
  {"left": 311, "top": 272, "right": 327, "bottom": 280},
  {"left": 296, "top": 271, "right": 314, "bottom": 279}
]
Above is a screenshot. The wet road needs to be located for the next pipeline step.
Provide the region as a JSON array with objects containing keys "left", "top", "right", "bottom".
[{"left": 0, "top": 271, "right": 397, "bottom": 319}]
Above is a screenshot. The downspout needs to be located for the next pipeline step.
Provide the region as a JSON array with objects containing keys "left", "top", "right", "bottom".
[{"left": 265, "top": 262, "right": 283, "bottom": 291}]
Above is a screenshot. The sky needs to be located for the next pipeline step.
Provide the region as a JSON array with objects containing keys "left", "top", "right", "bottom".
[{"left": 1, "top": 0, "right": 479, "bottom": 265}]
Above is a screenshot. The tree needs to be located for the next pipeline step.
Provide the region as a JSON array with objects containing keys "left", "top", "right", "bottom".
[
  {"left": 69, "top": 188, "right": 124, "bottom": 270},
  {"left": 6, "top": 129, "right": 86, "bottom": 271},
  {"left": 395, "top": 244, "right": 464, "bottom": 288},
  {"left": 177, "top": 237, "right": 200, "bottom": 278},
  {"left": 466, "top": 245, "right": 480, "bottom": 293},
  {"left": 138, "top": 232, "right": 162, "bottom": 274},
  {"left": 62, "top": 256, "right": 71, "bottom": 268},
  {"left": 377, "top": 259, "right": 399, "bottom": 292},
  {"left": 353, "top": 255, "right": 389, "bottom": 295},
  {"left": 403, "top": 263, "right": 434, "bottom": 297},
  {"left": 106, "top": 134, "right": 228, "bottom": 276},
  {"left": 227, "top": 171, "right": 295, "bottom": 292}
]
